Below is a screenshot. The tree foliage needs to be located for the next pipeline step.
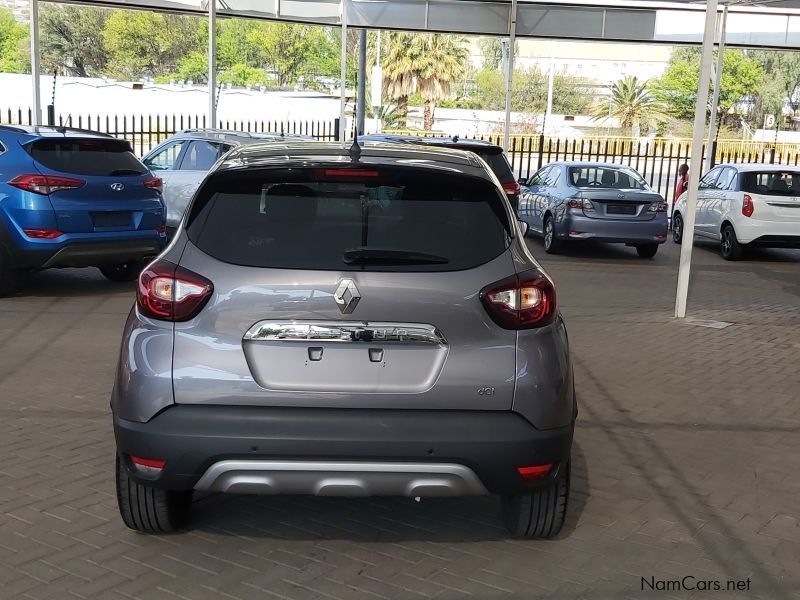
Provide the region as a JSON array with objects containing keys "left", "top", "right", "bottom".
[
  {"left": 654, "top": 48, "right": 763, "bottom": 121},
  {"left": 0, "top": 8, "right": 28, "bottom": 73},
  {"left": 593, "top": 75, "right": 668, "bottom": 136},
  {"left": 40, "top": 5, "right": 108, "bottom": 77}
]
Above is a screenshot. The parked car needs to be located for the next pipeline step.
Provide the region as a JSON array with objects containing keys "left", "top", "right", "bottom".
[
  {"left": 672, "top": 163, "right": 800, "bottom": 260},
  {"left": 360, "top": 134, "right": 521, "bottom": 211},
  {"left": 142, "top": 129, "right": 312, "bottom": 233},
  {"left": 112, "top": 140, "right": 576, "bottom": 538},
  {"left": 518, "top": 162, "right": 668, "bottom": 258},
  {"left": 0, "top": 125, "right": 166, "bottom": 294}
]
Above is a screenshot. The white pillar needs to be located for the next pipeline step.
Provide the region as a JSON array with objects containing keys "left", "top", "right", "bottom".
[
  {"left": 29, "top": 0, "right": 41, "bottom": 126},
  {"left": 675, "top": 0, "right": 718, "bottom": 319},
  {"left": 208, "top": 0, "right": 217, "bottom": 127},
  {"left": 705, "top": 6, "right": 728, "bottom": 170},
  {"left": 502, "top": 0, "right": 518, "bottom": 152},
  {"left": 340, "top": 0, "right": 348, "bottom": 141}
]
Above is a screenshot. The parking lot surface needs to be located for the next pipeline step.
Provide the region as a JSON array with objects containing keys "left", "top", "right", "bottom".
[{"left": 2, "top": 240, "right": 799, "bottom": 600}]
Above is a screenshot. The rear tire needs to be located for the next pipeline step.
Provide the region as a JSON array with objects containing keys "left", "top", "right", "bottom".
[
  {"left": 502, "top": 460, "right": 570, "bottom": 539},
  {"left": 543, "top": 216, "right": 560, "bottom": 254},
  {"left": 0, "top": 246, "right": 19, "bottom": 297},
  {"left": 720, "top": 224, "right": 744, "bottom": 261},
  {"left": 636, "top": 244, "right": 659, "bottom": 259},
  {"left": 116, "top": 455, "right": 192, "bottom": 534},
  {"left": 100, "top": 260, "right": 147, "bottom": 282},
  {"left": 672, "top": 214, "right": 683, "bottom": 244}
]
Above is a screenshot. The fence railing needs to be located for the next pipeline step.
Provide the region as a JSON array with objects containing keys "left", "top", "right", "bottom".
[
  {"left": 1, "top": 107, "right": 339, "bottom": 155},
  {"left": 4, "top": 107, "right": 799, "bottom": 202}
]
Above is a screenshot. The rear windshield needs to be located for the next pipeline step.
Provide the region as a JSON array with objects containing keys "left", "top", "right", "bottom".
[
  {"left": 568, "top": 166, "right": 648, "bottom": 190},
  {"left": 463, "top": 148, "right": 513, "bottom": 181},
  {"left": 28, "top": 138, "right": 147, "bottom": 176},
  {"left": 741, "top": 171, "right": 800, "bottom": 196},
  {"left": 187, "top": 166, "right": 511, "bottom": 272}
]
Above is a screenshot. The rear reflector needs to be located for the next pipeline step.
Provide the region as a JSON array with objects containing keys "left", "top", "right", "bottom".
[
  {"left": 481, "top": 269, "right": 557, "bottom": 329},
  {"left": 517, "top": 464, "right": 553, "bottom": 480},
  {"left": 743, "top": 194, "right": 755, "bottom": 218},
  {"left": 143, "top": 176, "right": 164, "bottom": 193},
  {"left": 9, "top": 174, "right": 85, "bottom": 195},
  {"left": 130, "top": 455, "right": 166, "bottom": 476},
  {"left": 156, "top": 225, "right": 167, "bottom": 235},
  {"left": 23, "top": 228, "right": 63, "bottom": 239},
  {"left": 137, "top": 259, "right": 213, "bottom": 322}
]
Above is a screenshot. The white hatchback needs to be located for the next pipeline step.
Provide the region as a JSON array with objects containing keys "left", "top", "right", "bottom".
[{"left": 672, "top": 163, "right": 800, "bottom": 260}]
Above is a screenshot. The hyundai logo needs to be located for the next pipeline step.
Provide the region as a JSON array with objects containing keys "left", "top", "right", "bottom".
[
  {"left": 110, "top": 183, "right": 125, "bottom": 191},
  {"left": 334, "top": 279, "right": 361, "bottom": 314}
]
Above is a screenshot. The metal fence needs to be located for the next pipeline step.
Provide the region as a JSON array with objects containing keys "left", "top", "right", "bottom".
[
  {"left": 4, "top": 106, "right": 799, "bottom": 202},
  {"left": 1, "top": 107, "right": 340, "bottom": 155}
]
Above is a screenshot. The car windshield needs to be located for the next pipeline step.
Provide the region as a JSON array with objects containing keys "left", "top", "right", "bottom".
[
  {"left": 187, "top": 165, "right": 511, "bottom": 272},
  {"left": 568, "top": 166, "right": 648, "bottom": 190},
  {"left": 27, "top": 138, "right": 147, "bottom": 177},
  {"left": 741, "top": 170, "right": 800, "bottom": 196}
]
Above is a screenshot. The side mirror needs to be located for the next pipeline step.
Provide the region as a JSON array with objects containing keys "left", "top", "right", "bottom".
[{"left": 517, "top": 219, "right": 530, "bottom": 237}]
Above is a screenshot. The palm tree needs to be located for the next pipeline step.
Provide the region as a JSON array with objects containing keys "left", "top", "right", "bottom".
[
  {"left": 381, "top": 32, "right": 417, "bottom": 120},
  {"left": 413, "top": 34, "right": 468, "bottom": 131},
  {"left": 381, "top": 32, "right": 467, "bottom": 130},
  {"left": 593, "top": 75, "right": 668, "bottom": 136}
]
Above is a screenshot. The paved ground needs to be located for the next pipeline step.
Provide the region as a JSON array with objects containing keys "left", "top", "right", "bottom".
[{"left": 2, "top": 238, "right": 799, "bottom": 600}]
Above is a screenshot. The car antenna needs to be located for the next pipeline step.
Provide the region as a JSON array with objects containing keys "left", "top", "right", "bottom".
[{"left": 349, "top": 129, "right": 362, "bottom": 161}]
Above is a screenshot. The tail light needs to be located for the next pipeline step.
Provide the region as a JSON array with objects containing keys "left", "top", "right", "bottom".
[
  {"left": 321, "top": 168, "right": 379, "bottom": 178},
  {"left": 567, "top": 198, "right": 581, "bottom": 209},
  {"left": 23, "top": 228, "right": 63, "bottom": 239},
  {"left": 568, "top": 198, "right": 594, "bottom": 211},
  {"left": 130, "top": 455, "right": 166, "bottom": 476},
  {"left": 137, "top": 259, "right": 213, "bottom": 322},
  {"left": 480, "top": 270, "right": 557, "bottom": 329},
  {"left": 143, "top": 176, "right": 163, "bottom": 193},
  {"left": 502, "top": 181, "right": 521, "bottom": 197},
  {"left": 742, "top": 194, "right": 754, "bottom": 217},
  {"left": 9, "top": 174, "right": 85, "bottom": 195},
  {"left": 648, "top": 201, "right": 668, "bottom": 213},
  {"left": 517, "top": 464, "right": 553, "bottom": 481}
]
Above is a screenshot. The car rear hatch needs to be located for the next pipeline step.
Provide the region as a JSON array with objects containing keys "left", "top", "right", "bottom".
[
  {"left": 25, "top": 137, "right": 164, "bottom": 233},
  {"left": 741, "top": 170, "right": 800, "bottom": 223},
  {"left": 170, "top": 163, "right": 519, "bottom": 411},
  {"left": 579, "top": 189, "right": 663, "bottom": 221}
]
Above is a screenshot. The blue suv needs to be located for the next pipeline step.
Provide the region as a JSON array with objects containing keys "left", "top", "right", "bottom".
[{"left": 0, "top": 126, "right": 166, "bottom": 294}]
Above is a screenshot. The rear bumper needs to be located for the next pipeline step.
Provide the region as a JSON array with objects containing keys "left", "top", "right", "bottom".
[
  {"left": 7, "top": 236, "right": 163, "bottom": 269},
  {"left": 557, "top": 211, "right": 668, "bottom": 244},
  {"left": 113, "top": 405, "right": 574, "bottom": 496},
  {"left": 748, "top": 235, "right": 800, "bottom": 249}
]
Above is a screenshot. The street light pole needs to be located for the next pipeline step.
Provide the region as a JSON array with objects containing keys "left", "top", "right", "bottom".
[
  {"left": 29, "top": 0, "right": 42, "bottom": 126},
  {"left": 502, "top": 0, "right": 517, "bottom": 152},
  {"left": 357, "top": 29, "right": 367, "bottom": 135},
  {"left": 705, "top": 6, "right": 728, "bottom": 171},
  {"left": 207, "top": 0, "right": 217, "bottom": 128}
]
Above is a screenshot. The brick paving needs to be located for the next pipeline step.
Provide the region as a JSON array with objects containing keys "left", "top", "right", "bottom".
[{"left": 1, "top": 239, "right": 799, "bottom": 599}]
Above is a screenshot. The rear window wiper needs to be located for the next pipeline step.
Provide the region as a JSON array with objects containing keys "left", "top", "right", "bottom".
[{"left": 343, "top": 248, "right": 450, "bottom": 265}]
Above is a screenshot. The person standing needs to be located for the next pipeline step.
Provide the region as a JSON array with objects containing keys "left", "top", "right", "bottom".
[{"left": 672, "top": 164, "right": 689, "bottom": 227}]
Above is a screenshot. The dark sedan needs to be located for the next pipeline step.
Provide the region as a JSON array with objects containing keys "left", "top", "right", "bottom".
[{"left": 519, "top": 162, "right": 668, "bottom": 258}]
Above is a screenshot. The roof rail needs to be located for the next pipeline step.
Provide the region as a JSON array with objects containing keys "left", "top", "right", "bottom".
[
  {"left": 0, "top": 124, "right": 27, "bottom": 134},
  {"left": 178, "top": 128, "right": 261, "bottom": 138}
]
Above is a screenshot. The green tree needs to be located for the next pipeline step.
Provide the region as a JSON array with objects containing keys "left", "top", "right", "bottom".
[
  {"left": 219, "top": 63, "right": 268, "bottom": 87},
  {"left": 750, "top": 50, "right": 800, "bottom": 127},
  {"left": 413, "top": 34, "right": 468, "bottom": 130},
  {"left": 594, "top": 76, "right": 667, "bottom": 136},
  {"left": 40, "top": 5, "right": 108, "bottom": 77},
  {"left": 244, "top": 23, "right": 327, "bottom": 87},
  {"left": 0, "top": 8, "right": 28, "bottom": 73},
  {"left": 477, "top": 37, "right": 517, "bottom": 71},
  {"left": 381, "top": 32, "right": 417, "bottom": 118},
  {"left": 102, "top": 11, "right": 201, "bottom": 79},
  {"left": 654, "top": 48, "right": 763, "bottom": 125}
]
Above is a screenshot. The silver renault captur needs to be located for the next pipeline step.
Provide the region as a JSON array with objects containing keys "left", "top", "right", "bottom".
[{"left": 112, "top": 140, "right": 577, "bottom": 538}]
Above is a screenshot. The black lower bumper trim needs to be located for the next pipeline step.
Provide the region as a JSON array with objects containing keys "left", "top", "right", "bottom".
[
  {"left": 749, "top": 235, "right": 800, "bottom": 249},
  {"left": 114, "top": 406, "right": 574, "bottom": 495},
  {"left": 41, "top": 239, "right": 162, "bottom": 268}
]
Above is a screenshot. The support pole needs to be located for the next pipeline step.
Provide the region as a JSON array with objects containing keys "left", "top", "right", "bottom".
[
  {"left": 356, "top": 29, "right": 367, "bottom": 135},
  {"left": 502, "top": 0, "right": 517, "bottom": 152},
  {"left": 705, "top": 6, "right": 728, "bottom": 170},
  {"left": 29, "top": 0, "right": 41, "bottom": 126},
  {"left": 208, "top": 0, "right": 217, "bottom": 127},
  {"left": 675, "top": 0, "right": 718, "bottom": 319},
  {"left": 340, "top": 0, "right": 348, "bottom": 141}
]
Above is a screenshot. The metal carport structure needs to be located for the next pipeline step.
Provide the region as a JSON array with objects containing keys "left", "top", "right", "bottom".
[{"left": 25, "top": 0, "right": 800, "bottom": 317}]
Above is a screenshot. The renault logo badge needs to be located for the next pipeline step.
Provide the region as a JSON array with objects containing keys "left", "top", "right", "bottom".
[{"left": 334, "top": 279, "right": 361, "bottom": 314}]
